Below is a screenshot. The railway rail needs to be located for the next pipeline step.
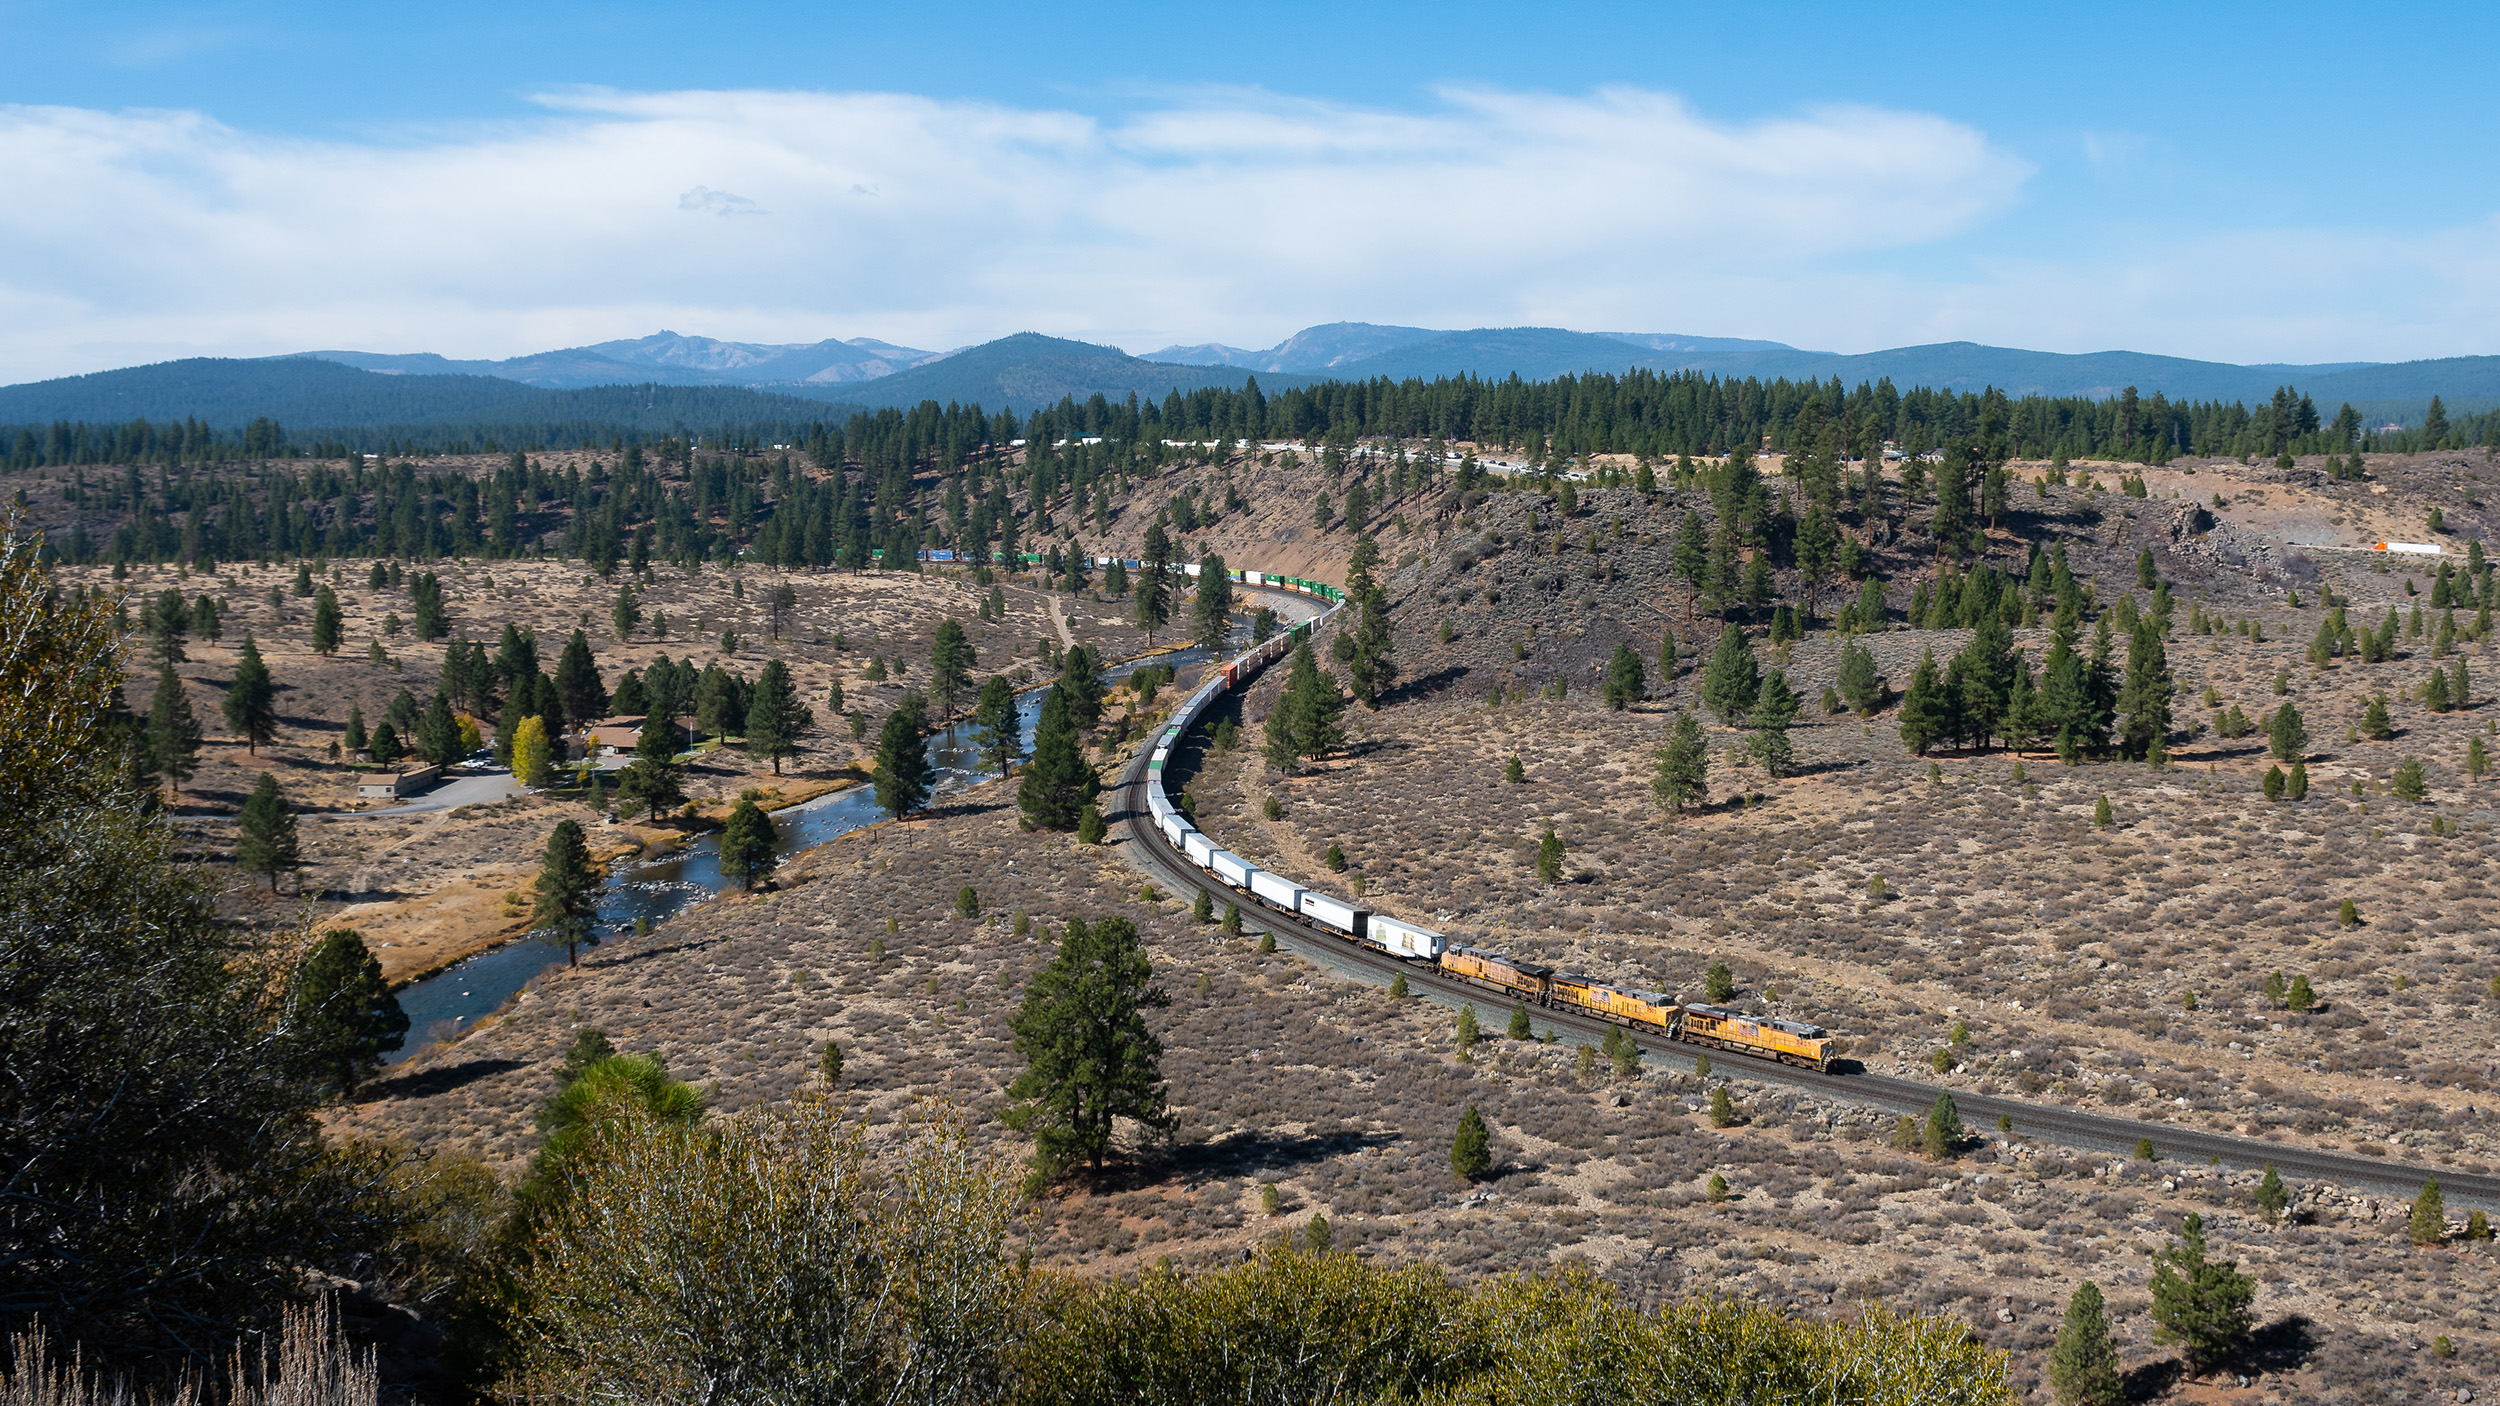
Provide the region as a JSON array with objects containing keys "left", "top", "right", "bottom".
[{"left": 1109, "top": 584, "right": 2500, "bottom": 1210}]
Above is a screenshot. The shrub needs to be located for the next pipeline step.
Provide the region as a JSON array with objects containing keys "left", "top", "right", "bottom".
[
  {"left": 1705, "top": 1172, "right": 1730, "bottom": 1203},
  {"left": 1709, "top": 1087, "right": 1735, "bottom": 1128}
]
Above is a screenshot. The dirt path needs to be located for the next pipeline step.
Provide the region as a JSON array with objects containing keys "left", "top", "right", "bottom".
[{"left": 1047, "top": 595, "right": 1077, "bottom": 650}]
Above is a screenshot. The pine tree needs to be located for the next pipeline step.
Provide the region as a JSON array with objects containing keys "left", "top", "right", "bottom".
[
  {"left": 1922, "top": 1093, "right": 1962, "bottom": 1159},
  {"left": 1450, "top": 1105, "right": 1492, "bottom": 1180},
  {"left": 310, "top": 586, "right": 342, "bottom": 656},
  {"left": 531, "top": 818, "right": 603, "bottom": 966},
  {"left": 1535, "top": 828, "right": 1565, "bottom": 883},
  {"left": 234, "top": 772, "right": 300, "bottom": 890},
  {"left": 1192, "top": 551, "right": 1236, "bottom": 653},
  {"left": 2117, "top": 617, "right": 2174, "bottom": 760},
  {"left": 718, "top": 798, "right": 778, "bottom": 890},
  {"left": 2392, "top": 755, "right": 2428, "bottom": 801},
  {"left": 1836, "top": 640, "right": 1882, "bottom": 714},
  {"left": 2267, "top": 701, "right": 2307, "bottom": 761},
  {"left": 872, "top": 692, "right": 933, "bottom": 820},
  {"left": 1700, "top": 623, "right": 1761, "bottom": 725},
  {"left": 2254, "top": 1165, "right": 2288, "bottom": 1224},
  {"left": 971, "top": 674, "right": 1022, "bottom": 777},
  {"left": 1337, "top": 537, "right": 1397, "bottom": 707},
  {"left": 2287, "top": 760, "right": 2309, "bottom": 799},
  {"left": 223, "top": 635, "right": 279, "bottom": 755},
  {"left": 2363, "top": 693, "right": 2393, "bottom": 740},
  {"left": 1075, "top": 803, "right": 1107, "bottom": 845},
  {"left": 410, "top": 571, "right": 447, "bottom": 640},
  {"left": 743, "top": 658, "right": 813, "bottom": 775},
  {"left": 1507, "top": 999, "right": 1533, "bottom": 1040},
  {"left": 1600, "top": 642, "right": 1646, "bottom": 710},
  {"left": 368, "top": 720, "right": 403, "bottom": 773},
  {"left": 550, "top": 630, "right": 607, "bottom": 730},
  {"left": 2412, "top": 1178, "right": 2448, "bottom": 1245},
  {"left": 1652, "top": 709, "right": 1709, "bottom": 813},
  {"left": 1004, "top": 914, "right": 1173, "bottom": 1179},
  {"left": 927, "top": 618, "right": 975, "bottom": 726},
  {"left": 2047, "top": 1280, "right": 2125, "bottom": 1406},
  {"left": 291, "top": 928, "right": 408, "bottom": 1090},
  {"left": 1019, "top": 686, "right": 1094, "bottom": 831},
  {"left": 144, "top": 661, "right": 204, "bottom": 799},
  {"left": 1746, "top": 667, "right": 1800, "bottom": 777},
  {"left": 1897, "top": 647, "right": 1948, "bottom": 756},
  {"left": 2149, "top": 1213, "right": 2255, "bottom": 1374},
  {"left": 1454, "top": 1003, "right": 1479, "bottom": 1048},
  {"left": 1709, "top": 1085, "right": 1735, "bottom": 1127},
  {"left": 2470, "top": 736, "right": 2490, "bottom": 782}
]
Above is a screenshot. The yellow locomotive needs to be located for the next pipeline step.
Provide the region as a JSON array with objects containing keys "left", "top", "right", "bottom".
[{"left": 1671, "top": 1003, "right": 1834, "bottom": 1072}]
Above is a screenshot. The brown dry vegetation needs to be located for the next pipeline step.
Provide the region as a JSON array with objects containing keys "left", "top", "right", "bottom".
[{"left": 44, "top": 443, "right": 2500, "bottom": 1401}]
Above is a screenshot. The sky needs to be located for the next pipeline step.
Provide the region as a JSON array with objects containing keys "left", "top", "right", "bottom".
[{"left": 4, "top": 0, "right": 2499, "bottom": 384}]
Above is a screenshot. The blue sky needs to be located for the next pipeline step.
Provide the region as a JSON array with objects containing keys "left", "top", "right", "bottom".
[{"left": 4, "top": 0, "right": 2497, "bottom": 381}]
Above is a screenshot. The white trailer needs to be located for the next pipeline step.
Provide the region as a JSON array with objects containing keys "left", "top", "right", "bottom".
[
  {"left": 1249, "top": 870, "right": 1304, "bottom": 911},
  {"left": 1367, "top": 915, "right": 1446, "bottom": 961},
  {"left": 1299, "top": 891, "right": 1368, "bottom": 938},
  {"left": 1210, "top": 850, "right": 1254, "bottom": 888},
  {"left": 1183, "top": 831, "right": 1216, "bottom": 867},
  {"left": 1159, "top": 814, "right": 1190, "bottom": 849}
]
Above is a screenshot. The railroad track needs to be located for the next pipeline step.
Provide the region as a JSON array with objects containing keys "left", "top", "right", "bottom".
[{"left": 1107, "top": 616, "right": 2500, "bottom": 1209}]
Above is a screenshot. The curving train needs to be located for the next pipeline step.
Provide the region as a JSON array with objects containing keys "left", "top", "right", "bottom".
[{"left": 1142, "top": 575, "right": 1836, "bottom": 1074}]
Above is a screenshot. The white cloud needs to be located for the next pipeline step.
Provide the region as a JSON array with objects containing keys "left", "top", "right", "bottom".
[
  {"left": 0, "top": 84, "right": 2034, "bottom": 383},
  {"left": 4, "top": 83, "right": 2489, "bottom": 384}
]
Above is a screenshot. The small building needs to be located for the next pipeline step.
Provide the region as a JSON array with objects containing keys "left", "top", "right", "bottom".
[
  {"left": 357, "top": 764, "right": 443, "bottom": 801},
  {"left": 586, "top": 716, "right": 648, "bottom": 752}
]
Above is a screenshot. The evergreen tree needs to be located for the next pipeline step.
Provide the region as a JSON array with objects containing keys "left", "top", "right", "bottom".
[
  {"left": 971, "top": 674, "right": 1022, "bottom": 777},
  {"left": 1953, "top": 613, "right": 2017, "bottom": 747},
  {"left": 1057, "top": 644, "right": 1106, "bottom": 730},
  {"left": 1450, "top": 1105, "right": 1492, "bottom": 1181},
  {"left": 146, "top": 587, "right": 189, "bottom": 665},
  {"left": 1004, "top": 914, "right": 1173, "bottom": 1179},
  {"left": 291, "top": 928, "right": 408, "bottom": 1091},
  {"left": 343, "top": 704, "right": 367, "bottom": 754},
  {"left": 1836, "top": 640, "right": 1882, "bottom": 715},
  {"left": 1535, "top": 827, "right": 1565, "bottom": 884},
  {"left": 2148, "top": 1213, "right": 2255, "bottom": 1374},
  {"left": 531, "top": 818, "right": 603, "bottom": 966},
  {"left": 1922, "top": 1092, "right": 1962, "bottom": 1158},
  {"left": 1700, "top": 623, "right": 1761, "bottom": 725},
  {"left": 2391, "top": 755, "right": 2428, "bottom": 801},
  {"left": 554, "top": 628, "right": 608, "bottom": 728},
  {"left": 1652, "top": 709, "right": 1709, "bottom": 813},
  {"left": 223, "top": 634, "right": 279, "bottom": 755},
  {"left": 2116, "top": 617, "right": 2174, "bottom": 760},
  {"left": 743, "top": 658, "right": 813, "bottom": 775},
  {"left": 1746, "top": 668, "right": 1800, "bottom": 777},
  {"left": 1263, "top": 638, "right": 1346, "bottom": 770},
  {"left": 2267, "top": 701, "right": 2307, "bottom": 761},
  {"left": 928, "top": 618, "right": 976, "bottom": 726},
  {"left": 2363, "top": 693, "right": 2393, "bottom": 740},
  {"left": 615, "top": 714, "right": 685, "bottom": 817},
  {"left": 144, "top": 661, "right": 204, "bottom": 799},
  {"left": 234, "top": 772, "right": 300, "bottom": 891},
  {"left": 719, "top": 798, "right": 779, "bottom": 890},
  {"left": 2046, "top": 1280, "right": 2125, "bottom": 1406},
  {"left": 410, "top": 571, "right": 447, "bottom": 640},
  {"left": 1019, "top": 685, "right": 1094, "bottom": 830},
  {"left": 2254, "top": 1165, "right": 2288, "bottom": 1224},
  {"left": 1336, "top": 536, "right": 1398, "bottom": 707},
  {"left": 872, "top": 692, "right": 933, "bottom": 820},
  {"left": 1193, "top": 551, "right": 1236, "bottom": 653},
  {"left": 1506, "top": 999, "right": 1533, "bottom": 1039},
  {"left": 1134, "top": 524, "right": 1173, "bottom": 642},
  {"left": 1600, "top": 643, "right": 1645, "bottom": 710},
  {"left": 310, "top": 585, "right": 342, "bottom": 656},
  {"left": 368, "top": 719, "right": 403, "bottom": 772},
  {"left": 2411, "top": 1178, "right": 2448, "bottom": 1244},
  {"left": 1897, "top": 647, "right": 1949, "bottom": 756}
]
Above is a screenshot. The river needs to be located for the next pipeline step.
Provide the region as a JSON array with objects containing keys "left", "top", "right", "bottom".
[{"left": 386, "top": 642, "right": 1219, "bottom": 1059}]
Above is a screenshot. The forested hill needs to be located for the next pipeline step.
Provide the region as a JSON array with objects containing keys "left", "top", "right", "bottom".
[
  {"left": 834, "top": 333, "right": 1316, "bottom": 410},
  {"left": 0, "top": 358, "right": 861, "bottom": 440}
]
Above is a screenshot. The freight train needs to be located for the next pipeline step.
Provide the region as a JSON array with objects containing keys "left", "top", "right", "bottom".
[{"left": 1144, "top": 575, "right": 1835, "bottom": 1075}]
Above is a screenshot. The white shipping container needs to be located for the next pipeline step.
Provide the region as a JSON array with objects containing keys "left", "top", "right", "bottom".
[
  {"left": 1159, "top": 814, "right": 1189, "bottom": 849},
  {"left": 1151, "top": 747, "right": 1169, "bottom": 765},
  {"left": 1210, "top": 851, "right": 1254, "bottom": 887},
  {"left": 1183, "top": 831, "right": 1215, "bottom": 866},
  {"left": 1245, "top": 570, "right": 1265, "bottom": 585},
  {"left": 1368, "top": 915, "right": 1446, "bottom": 960},
  {"left": 1249, "top": 870, "right": 1303, "bottom": 910},
  {"left": 1299, "top": 891, "right": 1367, "bottom": 937}
]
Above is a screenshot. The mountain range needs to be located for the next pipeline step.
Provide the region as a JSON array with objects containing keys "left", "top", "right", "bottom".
[{"left": 5, "top": 324, "right": 2495, "bottom": 431}]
